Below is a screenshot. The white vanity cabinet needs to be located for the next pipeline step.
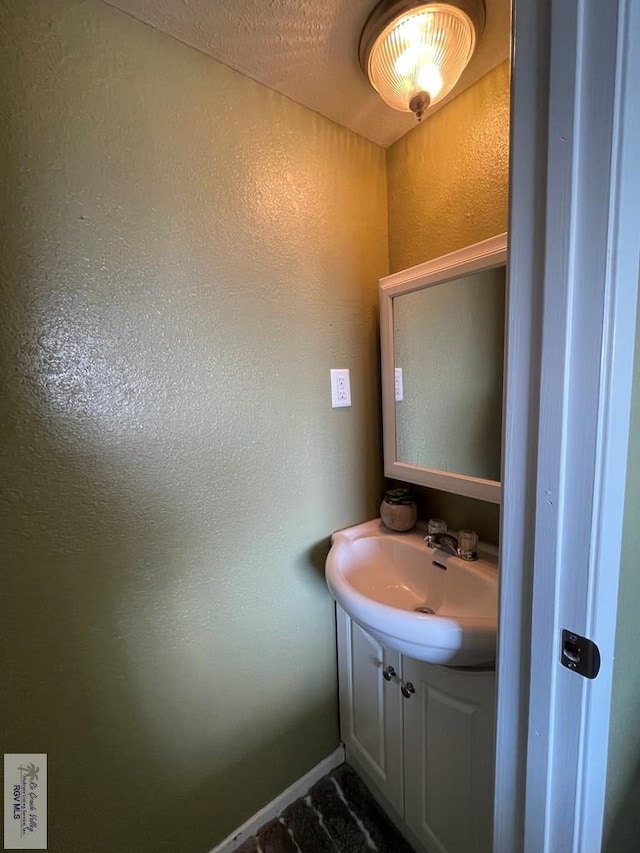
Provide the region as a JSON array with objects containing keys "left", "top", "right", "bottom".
[
  {"left": 401, "top": 656, "right": 496, "bottom": 853},
  {"left": 336, "top": 605, "right": 496, "bottom": 853},
  {"left": 336, "top": 602, "right": 404, "bottom": 814}
]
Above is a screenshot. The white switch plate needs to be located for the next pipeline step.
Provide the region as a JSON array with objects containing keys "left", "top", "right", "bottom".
[
  {"left": 395, "top": 367, "right": 404, "bottom": 402},
  {"left": 330, "top": 369, "right": 351, "bottom": 408}
]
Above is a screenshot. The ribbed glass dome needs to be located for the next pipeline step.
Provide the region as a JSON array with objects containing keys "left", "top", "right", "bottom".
[{"left": 367, "top": 4, "right": 476, "bottom": 114}]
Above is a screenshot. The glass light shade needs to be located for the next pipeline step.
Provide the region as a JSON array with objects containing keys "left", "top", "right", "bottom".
[{"left": 367, "top": 4, "right": 476, "bottom": 114}]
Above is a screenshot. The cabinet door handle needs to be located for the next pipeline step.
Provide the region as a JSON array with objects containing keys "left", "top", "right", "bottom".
[
  {"left": 382, "top": 665, "right": 396, "bottom": 681},
  {"left": 401, "top": 681, "right": 416, "bottom": 698}
]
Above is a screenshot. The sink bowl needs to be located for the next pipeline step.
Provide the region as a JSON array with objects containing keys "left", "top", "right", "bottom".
[{"left": 325, "top": 518, "right": 498, "bottom": 667}]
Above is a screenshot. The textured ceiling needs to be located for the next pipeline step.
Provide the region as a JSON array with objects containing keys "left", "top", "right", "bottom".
[{"left": 102, "top": 0, "right": 510, "bottom": 148}]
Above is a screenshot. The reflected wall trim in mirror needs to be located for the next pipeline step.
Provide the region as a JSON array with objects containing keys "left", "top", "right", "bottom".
[{"left": 380, "top": 233, "right": 507, "bottom": 504}]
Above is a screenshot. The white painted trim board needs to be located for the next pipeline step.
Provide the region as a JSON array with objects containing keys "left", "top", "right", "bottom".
[
  {"left": 210, "top": 746, "right": 345, "bottom": 853},
  {"left": 497, "top": 0, "right": 640, "bottom": 849}
]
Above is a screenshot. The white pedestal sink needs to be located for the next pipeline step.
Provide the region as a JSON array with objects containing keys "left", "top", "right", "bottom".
[{"left": 325, "top": 518, "right": 498, "bottom": 667}]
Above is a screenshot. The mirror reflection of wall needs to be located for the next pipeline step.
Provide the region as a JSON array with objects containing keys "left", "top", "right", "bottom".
[{"left": 393, "top": 266, "right": 506, "bottom": 481}]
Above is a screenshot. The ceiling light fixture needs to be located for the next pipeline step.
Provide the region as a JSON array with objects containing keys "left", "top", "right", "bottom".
[{"left": 359, "top": 0, "right": 485, "bottom": 121}]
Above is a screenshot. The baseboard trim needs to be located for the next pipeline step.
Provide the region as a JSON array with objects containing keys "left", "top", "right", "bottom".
[{"left": 210, "top": 745, "right": 346, "bottom": 853}]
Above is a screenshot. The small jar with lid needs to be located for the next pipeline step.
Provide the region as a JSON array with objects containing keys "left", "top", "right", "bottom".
[{"left": 380, "top": 488, "right": 417, "bottom": 532}]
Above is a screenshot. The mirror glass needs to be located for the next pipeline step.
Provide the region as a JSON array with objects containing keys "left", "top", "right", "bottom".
[
  {"left": 393, "top": 267, "right": 505, "bottom": 479},
  {"left": 379, "top": 234, "right": 507, "bottom": 503}
]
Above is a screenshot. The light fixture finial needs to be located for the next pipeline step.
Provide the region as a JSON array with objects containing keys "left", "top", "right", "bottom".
[{"left": 409, "top": 92, "right": 430, "bottom": 121}]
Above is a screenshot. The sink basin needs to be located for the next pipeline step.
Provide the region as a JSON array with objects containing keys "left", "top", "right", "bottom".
[{"left": 325, "top": 518, "right": 498, "bottom": 667}]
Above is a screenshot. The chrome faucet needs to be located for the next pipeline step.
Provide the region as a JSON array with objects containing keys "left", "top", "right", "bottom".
[
  {"left": 424, "top": 529, "right": 479, "bottom": 561},
  {"left": 424, "top": 531, "right": 459, "bottom": 557}
]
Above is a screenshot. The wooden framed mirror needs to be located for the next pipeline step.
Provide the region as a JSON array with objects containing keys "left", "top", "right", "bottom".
[{"left": 379, "top": 233, "right": 507, "bottom": 503}]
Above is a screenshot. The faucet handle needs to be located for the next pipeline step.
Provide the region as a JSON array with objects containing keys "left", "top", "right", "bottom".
[
  {"left": 425, "top": 518, "right": 447, "bottom": 547},
  {"left": 457, "top": 529, "right": 479, "bottom": 560}
]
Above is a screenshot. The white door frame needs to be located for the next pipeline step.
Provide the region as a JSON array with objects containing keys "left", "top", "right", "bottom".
[{"left": 495, "top": 1, "right": 640, "bottom": 851}]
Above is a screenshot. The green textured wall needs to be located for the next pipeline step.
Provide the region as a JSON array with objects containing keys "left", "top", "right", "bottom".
[
  {"left": 386, "top": 61, "right": 510, "bottom": 542},
  {"left": 603, "top": 289, "right": 640, "bottom": 850},
  {"left": 0, "top": 1, "right": 388, "bottom": 850}
]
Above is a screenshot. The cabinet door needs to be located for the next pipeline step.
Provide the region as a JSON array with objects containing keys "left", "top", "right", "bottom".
[
  {"left": 336, "top": 605, "right": 404, "bottom": 815},
  {"left": 402, "top": 659, "right": 496, "bottom": 853}
]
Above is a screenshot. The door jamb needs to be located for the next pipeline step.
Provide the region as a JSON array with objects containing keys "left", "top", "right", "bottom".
[{"left": 495, "top": 1, "right": 640, "bottom": 849}]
